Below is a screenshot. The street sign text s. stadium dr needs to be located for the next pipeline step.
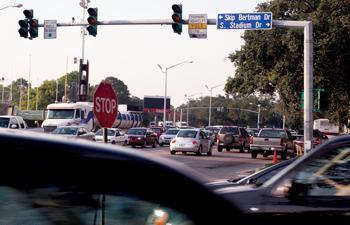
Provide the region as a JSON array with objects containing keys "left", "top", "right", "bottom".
[{"left": 217, "top": 12, "right": 272, "bottom": 30}]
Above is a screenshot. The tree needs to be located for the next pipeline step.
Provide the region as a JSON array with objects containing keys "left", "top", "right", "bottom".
[{"left": 225, "top": 0, "right": 350, "bottom": 129}]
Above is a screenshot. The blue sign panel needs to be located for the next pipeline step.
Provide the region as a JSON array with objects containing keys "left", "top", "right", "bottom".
[{"left": 217, "top": 12, "right": 272, "bottom": 30}]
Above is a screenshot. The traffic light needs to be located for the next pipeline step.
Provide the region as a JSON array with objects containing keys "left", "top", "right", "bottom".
[
  {"left": 87, "top": 8, "right": 98, "bottom": 36},
  {"left": 18, "top": 9, "right": 38, "bottom": 39},
  {"left": 29, "top": 18, "right": 39, "bottom": 39},
  {"left": 18, "top": 19, "right": 28, "bottom": 38},
  {"left": 171, "top": 4, "right": 182, "bottom": 34}
]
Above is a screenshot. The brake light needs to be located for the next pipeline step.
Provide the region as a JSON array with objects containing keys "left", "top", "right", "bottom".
[
  {"left": 171, "top": 140, "right": 176, "bottom": 144},
  {"left": 314, "top": 138, "right": 321, "bottom": 145},
  {"left": 192, "top": 141, "right": 198, "bottom": 145},
  {"left": 249, "top": 136, "right": 254, "bottom": 144}
]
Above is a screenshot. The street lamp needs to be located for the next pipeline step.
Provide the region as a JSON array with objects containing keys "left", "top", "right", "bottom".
[
  {"left": 184, "top": 92, "right": 202, "bottom": 125},
  {"left": 205, "top": 83, "right": 225, "bottom": 127},
  {"left": 158, "top": 60, "right": 193, "bottom": 128},
  {"left": 249, "top": 103, "right": 261, "bottom": 129},
  {"left": 0, "top": 3, "right": 23, "bottom": 11}
]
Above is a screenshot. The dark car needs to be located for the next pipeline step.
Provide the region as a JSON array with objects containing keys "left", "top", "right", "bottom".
[
  {"left": 126, "top": 127, "right": 157, "bottom": 148},
  {"left": 207, "top": 158, "right": 297, "bottom": 190},
  {"left": 217, "top": 126, "right": 250, "bottom": 153},
  {"left": 217, "top": 135, "right": 350, "bottom": 221}
]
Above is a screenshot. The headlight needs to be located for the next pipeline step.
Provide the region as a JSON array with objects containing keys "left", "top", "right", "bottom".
[{"left": 137, "top": 137, "right": 142, "bottom": 140}]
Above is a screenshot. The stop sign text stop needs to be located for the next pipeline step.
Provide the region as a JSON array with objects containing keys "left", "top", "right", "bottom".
[{"left": 94, "top": 97, "right": 117, "bottom": 114}]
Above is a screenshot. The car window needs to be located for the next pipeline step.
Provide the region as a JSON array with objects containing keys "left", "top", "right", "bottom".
[
  {"left": 177, "top": 130, "right": 197, "bottom": 138},
  {"left": 0, "top": 118, "right": 10, "bottom": 128},
  {"left": 127, "top": 129, "right": 146, "bottom": 135},
  {"left": 0, "top": 185, "right": 195, "bottom": 225},
  {"left": 165, "top": 129, "right": 179, "bottom": 135},
  {"left": 219, "top": 127, "right": 239, "bottom": 135},
  {"left": 259, "top": 130, "right": 285, "bottom": 138},
  {"left": 274, "top": 146, "right": 350, "bottom": 197}
]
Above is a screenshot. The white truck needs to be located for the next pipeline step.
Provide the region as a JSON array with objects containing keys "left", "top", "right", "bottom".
[
  {"left": 313, "top": 118, "right": 339, "bottom": 138},
  {"left": 42, "top": 102, "right": 94, "bottom": 133},
  {"left": 42, "top": 102, "right": 143, "bottom": 133}
]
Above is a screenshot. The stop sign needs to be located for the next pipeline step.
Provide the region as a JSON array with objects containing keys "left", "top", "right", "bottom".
[{"left": 93, "top": 82, "right": 118, "bottom": 128}]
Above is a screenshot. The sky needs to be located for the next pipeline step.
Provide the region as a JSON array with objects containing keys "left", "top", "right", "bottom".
[{"left": 0, "top": 0, "right": 265, "bottom": 107}]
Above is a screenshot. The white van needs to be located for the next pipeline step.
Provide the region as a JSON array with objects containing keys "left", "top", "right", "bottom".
[{"left": 313, "top": 118, "right": 339, "bottom": 137}]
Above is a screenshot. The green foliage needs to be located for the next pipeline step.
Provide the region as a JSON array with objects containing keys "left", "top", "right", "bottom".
[{"left": 225, "top": 0, "right": 350, "bottom": 129}]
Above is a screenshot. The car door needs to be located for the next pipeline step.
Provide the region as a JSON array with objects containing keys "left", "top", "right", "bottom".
[{"left": 200, "top": 131, "right": 209, "bottom": 152}]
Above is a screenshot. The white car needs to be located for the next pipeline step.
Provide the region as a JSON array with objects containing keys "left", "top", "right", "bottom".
[
  {"left": 94, "top": 128, "right": 127, "bottom": 145},
  {"left": 170, "top": 129, "right": 212, "bottom": 156},
  {"left": 0, "top": 115, "right": 28, "bottom": 129},
  {"left": 51, "top": 126, "right": 95, "bottom": 141}
]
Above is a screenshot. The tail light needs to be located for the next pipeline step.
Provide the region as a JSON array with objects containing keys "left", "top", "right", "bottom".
[
  {"left": 249, "top": 136, "right": 254, "bottom": 144},
  {"left": 171, "top": 140, "right": 176, "bottom": 144},
  {"left": 314, "top": 138, "right": 321, "bottom": 145},
  {"left": 192, "top": 141, "right": 198, "bottom": 145}
]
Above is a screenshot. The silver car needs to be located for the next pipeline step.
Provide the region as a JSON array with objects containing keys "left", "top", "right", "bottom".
[
  {"left": 94, "top": 128, "right": 127, "bottom": 145},
  {"left": 170, "top": 129, "right": 212, "bottom": 156},
  {"left": 159, "top": 128, "right": 180, "bottom": 146},
  {"left": 51, "top": 126, "right": 95, "bottom": 141}
]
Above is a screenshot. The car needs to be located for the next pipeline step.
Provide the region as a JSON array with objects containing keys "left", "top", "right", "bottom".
[
  {"left": 150, "top": 126, "right": 164, "bottom": 142},
  {"left": 217, "top": 126, "right": 250, "bottom": 153},
  {"left": 94, "top": 128, "right": 127, "bottom": 145},
  {"left": 158, "top": 128, "right": 180, "bottom": 146},
  {"left": 205, "top": 125, "right": 223, "bottom": 142},
  {"left": 50, "top": 125, "right": 95, "bottom": 141},
  {"left": 0, "top": 115, "right": 28, "bottom": 129},
  {"left": 216, "top": 134, "right": 350, "bottom": 221},
  {"left": 246, "top": 127, "right": 260, "bottom": 137},
  {"left": 170, "top": 129, "right": 212, "bottom": 156},
  {"left": 126, "top": 127, "right": 157, "bottom": 148},
  {"left": 0, "top": 129, "right": 238, "bottom": 225},
  {"left": 202, "top": 129, "right": 215, "bottom": 147},
  {"left": 207, "top": 158, "right": 297, "bottom": 190}
]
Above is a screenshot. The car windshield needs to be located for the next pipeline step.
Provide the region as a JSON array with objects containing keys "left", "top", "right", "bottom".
[
  {"left": 259, "top": 130, "right": 286, "bottom": 138},
  {"left": 177, "top": 130, "right": 197, "bottom": 138},
  {"left": 0, "top": 118, "right": 9, "bottom": 128},
  {"left": 165, "top": 129, "right": 179, "bottom": 135},
  {"left": 127, "top": 129, "right": 146, "bottom": 135},
  {"left": 219, "top": 127, "right": 239, "bottom": 135},
  {"left": 96, "top": 129, "right": 116, "bottom": 136},
  {"left": 52, "top": 127, "right": 78, "bottom": 135},
  {"left": 48, "top": 109, "right": 75, "bottom": 119},
  {"left": 151, "top": 128, "right": 162, "bottom": 133}
]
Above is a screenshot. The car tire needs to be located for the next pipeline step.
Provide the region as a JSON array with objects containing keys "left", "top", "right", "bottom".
[
  {"left": 239, "top": 146, "right": 244, "bottom": 153},
  {"left": 197, "top": 146, "right": 202, "bottom": 156},
  {"left": 170, "top": 151, "right": 176, "bottom": 155},
  {"left": 218, "top": 146, "right": 223, "bottom": 152},
  {"left": 226, "top": 147, "right": 231, "bottom": 151},
  {"left": 251, "top": 152, "right": 257, "bottom": 159},
  {"left": 207, "top": 149, "right": 212, "bottom": 156},
  {"left": 131, "top": 144, "right": 135, "bottom": 148},
  {"left": 111, "top": 140, "right": 116, "bottom": 145},
  {"left": 152, "top": 141, "right": 156, "bottom": 148}
]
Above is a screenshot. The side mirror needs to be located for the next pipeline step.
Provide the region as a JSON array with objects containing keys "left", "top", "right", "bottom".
[{"left": 10, "top": 124, "right": 19, "bottom": 129}]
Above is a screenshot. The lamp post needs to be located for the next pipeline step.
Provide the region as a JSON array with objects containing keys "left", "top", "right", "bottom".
[
  {"left": 157, "top": 60, "right": 193, "bottom": 128},
  {"left": 184, "top": 92, "right": 202, "bottom": 125},
  {"left": 205, "top": 83, "right": 225, "bottom": 127},
  {"left": 0, "top": 3, "right": 22, "bottom": 11}
]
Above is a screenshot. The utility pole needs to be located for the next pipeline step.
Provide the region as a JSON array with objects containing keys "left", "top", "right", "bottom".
[{"left": 27, "top": 54, "right": 31, "bottom": 110}]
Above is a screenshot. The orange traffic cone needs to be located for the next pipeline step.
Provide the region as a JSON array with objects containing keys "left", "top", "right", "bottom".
[{"left": 272, "top": 148, "right": 278, "bottom": 164}]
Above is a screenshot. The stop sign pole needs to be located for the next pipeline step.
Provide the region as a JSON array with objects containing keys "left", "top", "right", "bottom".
[{"left": 93, "top": 82, "right": 118, "bottom": 143}]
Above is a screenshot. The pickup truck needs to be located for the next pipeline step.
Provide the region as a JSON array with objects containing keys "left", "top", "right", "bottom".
[
  {"left": 249, "top": 128, "right": 294, "bottom": 159},
  {"left": 0, "top": 115, "right": 28, "bottom": 129}
]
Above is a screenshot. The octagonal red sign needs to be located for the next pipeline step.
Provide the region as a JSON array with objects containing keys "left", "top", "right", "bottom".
[{"left": 93, "top": 82, "right": 118, "bottom": 128}]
